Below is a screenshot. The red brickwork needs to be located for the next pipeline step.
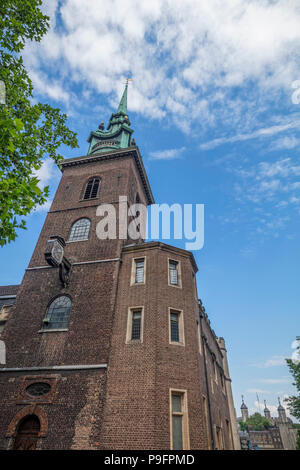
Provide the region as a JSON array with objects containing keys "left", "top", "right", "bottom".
[
  {"left": 0, "top": 147, "right": 234, "bottom": 450},
  {"left": 0, "top": 370, "right": 106, "bottom": 449}
]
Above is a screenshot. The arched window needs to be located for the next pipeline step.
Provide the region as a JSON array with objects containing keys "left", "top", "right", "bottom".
[
  {"left": 68, "top": 218, "right": 90, "bottom": 241},
  {"left": 13, "top": 415, "right": 40, "bottom": 450},
  {"left": 43, "top": 296, "right": 72, "bottom": 330},
  {"left": 83, "top": 177, "right": 100, "bottom": 199}
]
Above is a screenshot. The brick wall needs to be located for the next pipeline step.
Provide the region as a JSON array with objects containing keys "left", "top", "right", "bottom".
[
  {"left": 0, "top": 148, "right": 234, "bottom": 450},
  {"left": 0, "top": 149, "right": 152, "bottom": 449},
  {"left": 0, "top": 369, "right": 106, "bottom": 450},
  {"left": 100, "top": 242, "right": 231, "bottom": 450}
]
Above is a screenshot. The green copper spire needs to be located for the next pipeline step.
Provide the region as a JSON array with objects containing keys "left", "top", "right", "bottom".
[
  {"left": 117, "top": 82, "right": 128, "bottom": 115},
  {"left": 87, "top": 81, "right": 134, "bottom": 155}
]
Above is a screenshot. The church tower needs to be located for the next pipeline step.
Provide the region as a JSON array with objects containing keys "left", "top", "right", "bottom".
[
  {"left": 0, "top": 85, "right": 238, "bottom": 450},
  {"left": 264, "top": 400, "right": 271, "bottom": 421},
  {"left": 277, "top": 398, "right": 287, "bottom": 423},
  {"left": 241, "top": 397, "right": 249, "bottom": 422}
]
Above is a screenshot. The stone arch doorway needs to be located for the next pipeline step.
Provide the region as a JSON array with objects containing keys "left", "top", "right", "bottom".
[{"left": 13, "top": 415, "right": 40, "bottom": 450}]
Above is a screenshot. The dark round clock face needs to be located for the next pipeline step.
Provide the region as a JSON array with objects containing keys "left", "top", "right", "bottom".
[{"left": 51, "top": 241, "right": 64, "bottom": 265}]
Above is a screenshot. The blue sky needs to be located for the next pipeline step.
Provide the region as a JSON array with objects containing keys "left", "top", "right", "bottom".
[{"left": 1, "top": 0, "right": 300, "bottom": 420}]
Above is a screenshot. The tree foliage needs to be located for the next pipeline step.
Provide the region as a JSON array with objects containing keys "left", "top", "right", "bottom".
[
  {"left": 284, "top": 337, "right": 300, "bottom": 449},
  {"left": 296, "top": 431, "right": 300, "bottom": 450},
  {"left": 0, "top": 0, "right": 78, "bottom": 246},
  {"left": 239, "top": 412, "right": 272, "bottom": 432},
  {"left": 285, "top": 337, "right": 300, "bottom": 420}
]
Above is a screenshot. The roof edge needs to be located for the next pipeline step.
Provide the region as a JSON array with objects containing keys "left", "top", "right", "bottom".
[
  {"left": 60, "top": 147, "right": 154, "bottom": 206},
  {"left": 122, "top": 241, "right": 198, "bottom": 272}
]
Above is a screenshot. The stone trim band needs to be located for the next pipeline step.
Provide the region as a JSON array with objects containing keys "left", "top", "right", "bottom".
[
  {"left": 0, "top": 364, "right": 107, "bottom": 372},
  {"left": 26, "top": 258, "right": 121, "bottom": 271}
]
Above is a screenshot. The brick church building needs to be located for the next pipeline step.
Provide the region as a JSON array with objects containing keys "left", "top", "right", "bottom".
[{"left": 0, "top": 84, "right": 240, "bottom": 450}]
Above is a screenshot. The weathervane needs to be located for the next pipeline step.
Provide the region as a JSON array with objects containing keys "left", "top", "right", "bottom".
[{"left": 125, "top": 77, "right": 133, "bottom": 85}]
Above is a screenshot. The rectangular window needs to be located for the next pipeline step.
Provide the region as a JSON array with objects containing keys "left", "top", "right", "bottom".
[
  {"left": 172, "top": 394, "right": 183, "bottom": 450},
  {"left": 213, "top": 360, "right": 218, "bottom": 383},
  {"left": 197, "top": 321, "right": 202, "bottom": 354},
  {"left": 170, "top": 312, "right": 179, "bottom": 342},
  {"left": 226, "top": 419, "right": 233, "bottom": 449},
  {"left": 202, "top": 396, "right": 211, "bottom": 449},
  {"left": 130, "top": 257, "right": 146, "bottom": 286},
  {"left": 221, "top": 373, "right": 225, "bottom": 393},
  {"left": 131, "top": 310, "right": 141, "bottom": 340},
  {"left": 192, "top": 271, "right": 198, "bottom": 299},
  {"left": 169, "top": 260, "right": 178, "bottom": 285},
  {"left": 135, "top": 259, "right": 144, "bottom": 284},
  {"left": 215, "top": 426, "right": 222, "bottom": 450},
  {"left": 126, "top": 307, "right": 144, "bottom": 343},
  {"left": 216, "top": 412, "right": 224, "bottom": 450},
  {"left": 169, "top": 308, "right": 184, "bottom": 345},
  {"left": 170, "top": 390, "right": 189, "bottom": 450}
]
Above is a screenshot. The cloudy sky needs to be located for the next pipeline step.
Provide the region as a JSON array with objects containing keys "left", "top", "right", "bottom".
[{"left": 1, "top": 0, "right": 300, "bottom": 420}]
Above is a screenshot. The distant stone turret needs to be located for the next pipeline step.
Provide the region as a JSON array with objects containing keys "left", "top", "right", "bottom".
[
  {"left": 277, "top": 398, "right": 287, "bottom": 423},
  {"left": 264, "top": 400, "right": 271, "bottom": 421},
  {"left": 241, "top": 396, "right": 249, "bottom": 422}
]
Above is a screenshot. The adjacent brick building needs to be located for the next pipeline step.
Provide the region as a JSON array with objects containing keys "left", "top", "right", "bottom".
[{"left": 0, "top": 84, "right": 240, "bottom": 450}]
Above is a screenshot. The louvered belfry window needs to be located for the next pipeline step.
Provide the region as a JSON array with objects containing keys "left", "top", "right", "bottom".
[
  {"left": 169, "top": 260, "right": 178, "bottom": 285},
  {"left": 83, "top": 177, "right": 100, "bottom": 199},
  {"left": 135, "top": 259, "right": 144, "bottom": 283},
  {"left": 131, "top": 310, "right": 142, "bottom": 340},
  {"left": 170, "top": 312, "right": 180, "bottom": 342}
]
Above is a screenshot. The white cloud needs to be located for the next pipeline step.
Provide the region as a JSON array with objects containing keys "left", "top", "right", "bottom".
[
  {"left": 257, "top": 158, "right": 300, "bottom": 179},
  {"left": 247, "top": 389, "right": 271, "bottom": 394},
  {"left": 33, "top": 158, "right": 60, "bottom": 189},
  {"left": 272, "top": 135, "right": 300, "bottom": 150},
  {"left": 32, "top": 199, "right": 53, "bottom": 213},
  {"left": 200, "top": 121, "right": 300, "bottom": 150},
  {"left": 30, "top": 159, "right": 60, "bottom": 214},
  {"left": 22, "top": 0, "right": 300, "bottom": 131},
  {"left": 264, "top": 356, "right": 286, "bottom": 368},
  {"left": 233, "top": 157, "right": 300, "bottom": 234},
  {"left": 259, "top": 378, "right": 290, "bottom": 384},
  {"left": 291, "top": 339, "right": 300, "bottom": 362},
  {"left": 29, "top": 70, "right": 71, "bottom": 104},
  {"left": 149, "top": 147, "right": 186, "bottom": 161},
  {"left": 251, "top": 356, "right": 287, "bottom": 368},
  {"left": 252, "top": 401, "right": 280, "bottom": 417}
]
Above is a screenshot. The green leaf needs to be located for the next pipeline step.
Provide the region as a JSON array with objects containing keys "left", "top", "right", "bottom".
[{"left": 0, "top": 0, "right": 78, "bottom": 246}]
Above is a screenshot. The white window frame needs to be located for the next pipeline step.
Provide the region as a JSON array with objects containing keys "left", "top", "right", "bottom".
[
  {"left": 130, "top": 257, "right": 146, "bottom": 286},
  {"left": 169, "top": 389, "right": 190, "bottom": 450},
  {"left": 68, "top": 218, "right": 91, "bottom": 242},
  {"left": 168, "top": 258, "right": 182, "bottom": 288},
  {"left": 202, "top": 395, "right": 211, "bottom": 449},
  {"left": 197, "top": 321, "right": 202, "bottom": 355},
  {"left": 213, "top": 359, "right": 218, "bottom": 384}
]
